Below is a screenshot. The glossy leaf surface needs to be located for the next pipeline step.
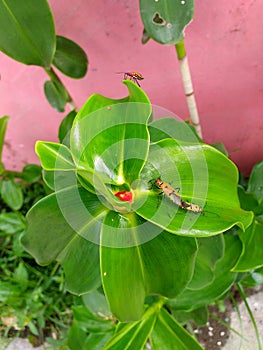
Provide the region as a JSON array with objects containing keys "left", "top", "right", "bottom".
[
  {"left": 189, "top": 235, "right": 224, "bottom": 290},
  {"left": 22, "top": 164, "right": 42, "bottom": 182},
  {"left": 44, "top": 80, "right": 68, "bottom": 112},
  {"left": 168, "top": 233, "right": 242, "bottom": 311},
  {"left": 22, "top": 186, "right": 104, "bottom": 293},
  {"left": 70, "top": 82, "right": 151, "bottom": 185},
  {"left": 0, "top": 0, "right": 55, "bottom": 67},
  {"left": 233, "top": 219, "right": 263, "bottom": 271},
  {"left": 35, "top": 141, "right": 75, "bottom": 171},
  {"left": 23, "top": 81, "right": 253, "bottom": 325},
  {"left": 137, "top": 139, "right": 253, "bottom": 236},
  {"left": 53, "top": 35, "right": 88, "bottom": 78},
  {"left": 150, "top": 308, "right": 203, "bottom": 350},
  {"left": 104, "top": 310, "right": 156, "bottom": 349},
  {"left": 58, "top": 110, "right": 77, "bottom": 147},
  {"left": 247, "top": 160, "right": 263, "bottom": 203},
  {"left": 101, "top": 214, "right": 197, "bottom": 320},
  {"left": 140, "top": 0, "right": 194, "bottom": 45}
]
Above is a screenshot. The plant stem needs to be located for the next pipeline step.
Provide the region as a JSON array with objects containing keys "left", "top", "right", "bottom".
[
  {"left": 44, "top": 67, "right": 77, "bottom": 111},
  {"left": 236, "top": 283, "right": 262, "bottom": 350},
  {"left": 0, "top": 116, "right": 9, "bottom": 169},
  {"left": 2, "top": 170, "right": 25, "bottom": 179},
  {"left": 175, "top": 40, "right": 202, "bottom": 139}
]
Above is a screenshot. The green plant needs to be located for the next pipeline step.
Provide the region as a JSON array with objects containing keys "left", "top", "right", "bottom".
[
  {"left": 1, "top": 1, "right": 263, "bottom": 349},
  {"left": 20, "top": 81, "right": 255, "bottom": 349}
]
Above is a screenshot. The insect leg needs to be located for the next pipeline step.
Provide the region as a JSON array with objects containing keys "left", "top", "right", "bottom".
[{"left": 133, "top": 78, "right": 141, "bottom": 87}]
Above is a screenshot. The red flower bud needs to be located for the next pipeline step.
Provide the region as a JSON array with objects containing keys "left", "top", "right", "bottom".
[{"left": 115, "top": 190, "right": 133, "bottom": 202}]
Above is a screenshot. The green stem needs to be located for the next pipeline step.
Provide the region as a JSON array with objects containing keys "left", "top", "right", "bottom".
[
  {"left": 0, "top": 116, "right": 9, "bottom": 168},
  {"left": 50, "top": 262, "right": 60, "bottom": 277},
  {"left": 44, "top": 67, "right": 77, "bottom": 111},
  {"left": 1, "top": 170, "right": 25, "bottom": 179},
  {"left": 209, "top": 311, "right": 248, "bottom": 340},
  {"left": 175, "top": 40, "right": 186, "bottom": 60},
  {"left": 236, "top": 283, "right": 262, "bottom": 350}
]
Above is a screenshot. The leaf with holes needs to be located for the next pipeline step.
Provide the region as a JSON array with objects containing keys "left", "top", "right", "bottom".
[{"left": 140, "top": 0, "right": 194, "bottom": 45}]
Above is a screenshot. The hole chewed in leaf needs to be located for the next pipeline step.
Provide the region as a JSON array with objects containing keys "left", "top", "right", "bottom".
[{"left": 152, "top": 12, "right": 166, "bottom": 26}]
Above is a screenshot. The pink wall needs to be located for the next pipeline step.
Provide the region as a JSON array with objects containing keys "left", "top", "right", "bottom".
[{"left": 1, "top": 0, "right": 262, "bottom": 174}]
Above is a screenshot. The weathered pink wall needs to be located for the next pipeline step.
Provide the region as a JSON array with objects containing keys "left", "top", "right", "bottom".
[{"left": 0, "top": 0, "right": 262, "bottom": 174}]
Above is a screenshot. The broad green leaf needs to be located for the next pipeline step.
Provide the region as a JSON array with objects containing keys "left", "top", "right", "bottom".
[
  {"left": 150, "top": 308, "right": 203, "bottom": 350},
  {"left": 44, "top": 80, "right": 68, "bottom": 112},
  {"left": 232, "top": 219, "right": 263, "bottom": 271},
  {"left": 0, "top": 115, "right": 9, "bottom": 168},
  {"left": 149, "top": 117, "right": 201, "bottom": 143},
  {"left": 238, "top": 185, "right": 262, "bottom": 214},
  {"left": 22, "top": 190, "right": 78, "bottom": 265},
  {"left": 140, "top": 0, "right": 194, "bottom": 45},
  {"left": 58, "top": 110, "right": 77, "bottom": 146},
  {"left": 61, "top": 233, "right": 101, "bottom": 294},
  {"left": 136, "top": 139, "right": 253, "bottom": 236},
  {"left": 35, "top": 141, "right": 76, "bottom": 171},
  {"left": 167, "top": 233, "right": 242, "bottom": 311},
  {"left": 42, "top": 169, "right": 76, "bottom": 192},
  {"left": 23, "top": 185, "right": 105, "bottom": 257},
  {"left": 82, "top": 289, "right": 112, "bottom": 318},
  {"left": 53, "top": 35, "right": 88, "bottom": 78},
  {"left": 189, "top": 235, "right": 224, "bottom": 290},
  {"left": 247, "top": 160, "right": 263, "bottom": 203},
  {"left": 1, "top": 178, "right": 23, "bottom": 210},
  {"left": 22, "top": 164, "right": 42, "bottom": 182},
  {"left": 37, "top": 142, "right": 132, "bottom": 213},
  {"left": 73, "top": 80, "right": 150, "bottom": 120},
  {"left": 22, "top": 186, "right": 105, "bottom": 293},
  {"left": 101, "top": 213, "right": 146, "bottom": 321},
  {"left": 140, "top": 232, "right": 197, "bottom": 297},
  {"left": 71, "top": 81, "right": 151, "bottom": 185},
  {"left": 42, "top": 170, "right": 56, "bottom": 190},
  {"left": 104, "top": 304, "right": 157, "bottom": 350},
  {"left": 101, "top": 211, "right": 197, "bottom": 321},
  {"left": 0, "top": 0, "right": 55, "bottom": 67}
]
